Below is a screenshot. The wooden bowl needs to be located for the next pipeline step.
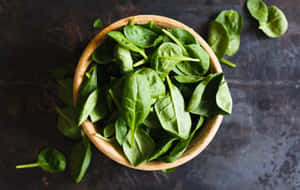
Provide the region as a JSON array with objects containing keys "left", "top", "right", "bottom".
[{"left": 73, "top": 15, "right": 223, "bottom": 171}]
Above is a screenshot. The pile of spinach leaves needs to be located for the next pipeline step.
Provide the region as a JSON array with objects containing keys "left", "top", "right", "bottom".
[{"left": 76, "top": 19, "right": 232, "bottom": 167}]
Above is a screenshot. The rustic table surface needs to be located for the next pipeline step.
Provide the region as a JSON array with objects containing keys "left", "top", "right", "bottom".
[{"left": 1, "top": 0, "right": 299, "bottom": 189}]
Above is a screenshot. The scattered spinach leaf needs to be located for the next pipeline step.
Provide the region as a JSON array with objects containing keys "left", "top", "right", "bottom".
[{"left": 93, "top": 18, "right": 103, "bottom": 29}]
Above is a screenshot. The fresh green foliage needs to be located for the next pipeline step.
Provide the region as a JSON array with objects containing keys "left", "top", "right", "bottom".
[
  {"left": 258, "top": 6, "right": 288, "bottom": 38},
  {"left": 115, "top": 119, "right": 128, "bottom": 145},
  {"left": 208, "top": 21, "right": 230, "bottom": 59},
  {"left": 16, "top": 148, "right": 66, "bottom": 173},
  {"left": 107, "top": 31, "right": 147, "bottom": 59},
  {"left": 56, "top": 107, "right": 81, "bottom": 140},
  {"left": 124, "top": 25, "right": 159, "bottom": 48},
  {"left": 121, "top": 72, "right": 152, "bottom": 146},
  {"left": 114, "top": 44, "right": 133, "bottom": 73},
  {"left": 215, "top": 10, "right": 243, "bottom": 56},
  {"left": 74, "top": 20, "right": 233, "bottom": 167},
  {"left": 136, "top": 68, "right": 166, "bottom": 99},
  {"left": 174, "top": 75, "right": 205, "bottom": 84},
  {"left": 93, "top": 18, "right": 103, "bottom": 29},
  {"left": 247, "top": 0, "right": 288, "bottom": 38},
  {"left": 122, "top": 128, "right": 155, "bottom": 166},
  {"left": 162, "top": 167, "right": 177, "bottom": 173},
  {"left": 161, "top": 116, "right": 204, "bottom": 162},
  {"left": 151, "top": 42, "right": 183, "bottom": 77},
  {"left": 70, "top": 136, "right": 92, "bottom": 183},
  {"left": 155, "top": 77, "right": 191, "bottom": 139}
]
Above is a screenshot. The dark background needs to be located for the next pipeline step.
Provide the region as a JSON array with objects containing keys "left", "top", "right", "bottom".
[{"left": 1, "top": 0, "right": 299, "bottom": 189}]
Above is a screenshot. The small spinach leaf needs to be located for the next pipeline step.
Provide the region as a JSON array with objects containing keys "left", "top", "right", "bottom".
[
  {"left": 93, "top": 18, "right": 103, "bottom": 29},
  {"left": 149, "top": 135, "right": 177, "bottom": 161},
  {"left": 16, "top": 147, "right": 66, "bottom": 173},
  {"left": 124, "top": 25, "right": 159, "bottom": 48},
  {"left": 77, "top": 89, "right": 99, "bottom": 125},
  {"left": 114, "top": 44, "right": 133, "bottom": 73},
  {"left": 107, "top": 31, "right": 147, "bottom": 59},
  {"left": 247, "top": 0, "right": 268, "bottom": 23},
  {"left": 115, "top": 119, "right": 128, "bottom": 145},
  {"left": 122, "top": 128, "right": 155, "bottom": 166},
  {"left": 70, "top": 135, "right": 92, "bottom": 183},
  {"left": 216, "top": 81, "right": 232, "bottom": 115}
]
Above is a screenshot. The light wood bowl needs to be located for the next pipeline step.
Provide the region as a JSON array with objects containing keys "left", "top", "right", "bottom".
[{"left": 73, "top": 15, "right": 223, "bottom": 171}]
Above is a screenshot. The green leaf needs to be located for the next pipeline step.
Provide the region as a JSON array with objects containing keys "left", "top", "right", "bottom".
[
  {"left": 114, "top": 44, "right": 133, "bottom": 73},
  {"left": 149, "top": 135, "right": 177, "bottom": 161},
  {"left": 208, "top": 21, "right": 230, "bottom": 59},
  {"left": 187, "top": 73, "right": 224, "bottom": 117},
  {"left": 215, "top": 10, "right": 243, "bottom": 56},
  {"left": 259, "top": 6, "right": 288, "bottom": 38},
  {"left": 107, "top": 31, "right": 147, "bottom": 59},
  {"left": 151, "top": 42, "right": 183, "bottom": 77},
  {"left": 155, "top": 77, "right": 191, "bottom": 139},
  {"left": 92, "top": 41, "right": 115, "bottom": 64},
  {"left": 115, "top": 119, "right": 128, "bottom": 145},
  {"left": 124, "top": 25, "right": 159, "bottom": 48},
  {"left": 121, "top": 72, "right": 152, "bottom": 146},
  {"left": 56, "top": 107, "right": 81, "bottom": 140},
  {"left": 162, "top": 167, "right": 177, "bottom": 173},
  {"left": 247, "top": 0, "right": 268, "bottom": 23},
  {"left": 176, "top": 44, "right": 210, "bottom": 75},
  {"left": 122, "top": 128, "right": 155, "bottom": 166},
  {"left": 174, "top": 75, "right": 205, "bottom": 84},
  {"left": 136, "top": 68, "right": 166, "bottom": 99},
  {"left": 161, "top": 116, "right": 204, "bottom": 162},
  {"left": 16, "top": 147, "right": 66, "bottom": 173},
  {"left": 70, "top": 136, "right": 92, "bottom": 183},
  {"left": 77, "top": 89, "right": 99, "bottom": 125},
  {"left": 168, "top": 28, "right": 197, "bottom": 45},
  {"left": 216, "top": 81, "right": 232, "bottom": 114},
  {"left": 93, "top": 18, "right": 103, "bottom": 29}
]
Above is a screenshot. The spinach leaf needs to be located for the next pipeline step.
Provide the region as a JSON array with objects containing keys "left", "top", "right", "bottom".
[
  {"left": 107, "top": 31, "right": 147, "bottom": 59},
  {"left": 151, "top": 42, "right": 183, "bottom": 77},
  {"left": 174, "top": 75, "right": 205, "bottom": 84},
  {"left": 76, "top": 65, "right": 98, "bottom": 123},
  {"left": 89, "top": 102, "right": 107, "bottom": 123},
  {"left": 121, "top": 72, "right": 152, "bottom": 146},
  {"left": 162, "top": 167, "right": 177, "bottom": 173},
  {"left": 93, "top": 18, "right": 103, "bottom": 29},
  {"left": 124, "top": 25, "right": 159, "bottom": 48},
  {"left": 122, "top": 127, "right": 155, "bottom": 166},
  {"left": 247, "top": 0, "right": 268, "bottom": 23},
  {"left": 56, "top": 107, "right": 81, "bottom": 140},
  {"left": 57, "top": 78, "right": 73, "bottom": 107},
  {"left": 16, "top": 147, "right": 66, "bottom": 173},
  {"left": 155, "top": 77, "right": 191, "bottom": 140},
  {"left": 176, "top": 44, "right": 210, "bottom": 75},
  {"left": 149, "top": 135, "right": 177, "bottom": 161},
  {"left": 168, "top": 28, "right": 197, "bottom": 45},
  {"left": 70, "top": 135, "right": 92, "bottom": 183},
  {"left": 208, "top": 21, "right": 230, "bottom": 59},
  {"left": 161, "top": 116, "right": 204, "bottom": 162},
  {"left": 114, "top": 44, "right": 133, "bottom": 73},
  {"left": 92, "top": 40, "right": 115, "bottom": 64},
  {"left": 259, "top": 6, "right": 288, "bottom": 38},
  {"left": 77, "top": 89, "right": 99, "bottom": 125},
  {"left": 187, "top": 73, "right": 224, "bottom": 117},
  {"left": 141, "top": 21, "right": 162, "bottom": 33},
  {"left": 136, "top": 68, "right": 166, "bottom": 99},
  {"left": 216, "top": 81, "right": 232, "bottom": 115},
  {"left": 215, "top": 10, "right": 243, "bottom": 56},
  {"left": 115, "top": 118, "right": 128, "bottom": 145}
]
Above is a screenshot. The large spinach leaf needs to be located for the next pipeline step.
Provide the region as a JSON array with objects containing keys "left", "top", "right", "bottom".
[{"left": 124, "top": 25, "right": 159, "bottom": 48}]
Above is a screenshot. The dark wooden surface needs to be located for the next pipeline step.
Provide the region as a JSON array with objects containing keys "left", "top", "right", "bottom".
[{"left": 1, "top": 0, "right": 299, "bottom": 189}]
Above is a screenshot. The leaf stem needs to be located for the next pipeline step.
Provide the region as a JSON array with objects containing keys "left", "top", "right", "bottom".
[
  {"left": 161, "top": 29, "right": 188, "bottom": 55},
  {"left": 159, "top": 56, "right": 201, "bottom": 62},
  {"left": 16, "top": 162, "right": 40, "bottom": 169},
  {"left": 133, "top": 59, "right": 146, "bottom": 67},
  {"left": 108, "top": 89, "right": 121, "bottom": 110},
  {"left": 129, "top": 17, "right": 135, "bottom": 25},
  {"left": 220, "top": 58, "right": 236, "bottom": 68}
]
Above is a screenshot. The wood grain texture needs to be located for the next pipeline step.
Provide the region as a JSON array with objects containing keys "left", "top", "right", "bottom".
[{"left": 73, "top": 15, "right": 223, "bottom": 170}]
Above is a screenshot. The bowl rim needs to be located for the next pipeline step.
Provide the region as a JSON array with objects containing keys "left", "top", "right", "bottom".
[{"left": 73, "top": 15, "right": 223, "bottom": 171}]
